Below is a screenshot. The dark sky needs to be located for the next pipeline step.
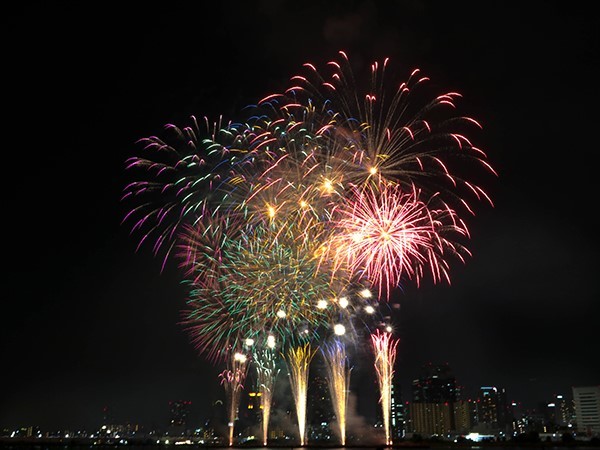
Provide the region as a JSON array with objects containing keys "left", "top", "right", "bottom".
[{"left": 3, "top": 1, "right": 598, "bottom": 432}]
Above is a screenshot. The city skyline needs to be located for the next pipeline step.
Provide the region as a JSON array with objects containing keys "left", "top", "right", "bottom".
[
  {"left": 2, "top": 371, "right": 596, "bottom": 437},
  {"left": 3, "top": 1, "right": 598, "bottom": 434}
]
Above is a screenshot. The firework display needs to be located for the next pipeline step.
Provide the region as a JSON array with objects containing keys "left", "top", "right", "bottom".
[
  {"left": 321, "top": 339, "right": 352, "bottom": 445},
  {"left": 253, "top": 348, "right": 280, "bottom": 446},
  {"left": 220, "top": 351, "right": 250, "bottom": 446},
  {"left": 123, "top": 50, "right": 494, "bottom": 444},
  {"left": 285, "top": 344, "right": 318, "bottom": 446},
  {"left": 371, "top": 329, "right": 400, "bottom": 445}
]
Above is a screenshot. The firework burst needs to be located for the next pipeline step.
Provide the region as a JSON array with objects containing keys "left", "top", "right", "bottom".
[
  {"left": 324, "top": 182, "right": 471, "bottom": 299},
  {"left": 179, "top": 218, "right": 348, "bottom": 362},
  {"left": 277, "top": 51, "right": 497, "bottom": 207}
]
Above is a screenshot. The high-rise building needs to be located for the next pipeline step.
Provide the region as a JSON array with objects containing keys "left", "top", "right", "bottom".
[
  {"left": 572, "top": 386, "right": 600, "bottom": 436},
  {"left": 390, "top": 381, "right": 406, "bottom": 439},
  {"left": 412, "top": 363, "right": 458, "bottom": 403},
  {"left": 408, "top": 363, "right": 458, "bottom": 437},
  {"left": 477, "top": 386, "right": 499, "bottom": 427},
  {"left": 496, "top": 387, "right": 512, "bottom": 432},
  {"left": 408, "top": 402, "right": 453, "bottom": 436},
  {"left": 509, "top": 400, "right": 527, "bottom": 435},
  {"left": 453, "top": 400, "right": 476, "bottom": 435},
  {"left": 544, "top": 393, "right": 573, "bottom": 431},
  {"left": 307, "top": 368, "right": 334, "bottom": 441},
  {"left": 236, "top": 390, "right": 263, "bottom": 439}
]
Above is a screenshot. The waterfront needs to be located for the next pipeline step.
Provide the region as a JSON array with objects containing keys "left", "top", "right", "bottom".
[{"left": 1, "top": 440, "right": 600, "bottom": 450}]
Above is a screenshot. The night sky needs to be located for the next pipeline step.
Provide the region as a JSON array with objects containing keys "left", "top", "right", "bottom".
[{"left": 3, "top": 1, "right": 598, "bottom": 432}]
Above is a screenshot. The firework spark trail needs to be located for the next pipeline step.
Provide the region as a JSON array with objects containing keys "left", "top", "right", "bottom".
[
  {"left": 371, "top": 330, "right": 399, "bottom": 445},
  {"left": 121, "top": 116, "right": 254, "bottom": 268},
  {"left": 281, "top": 51, "right": 497, "bottom": 208},
  {"left": 284, "top": 344, "right": 317, "bottom": 446},
  {"left": 254, "top": 349, "right": 280, "bottom": 446},
  {"left": 321, "top": 340, "right": 351, "bottom": 445},
  {"left": 219, "top": 352, "right": 249, "bottom": 446}
]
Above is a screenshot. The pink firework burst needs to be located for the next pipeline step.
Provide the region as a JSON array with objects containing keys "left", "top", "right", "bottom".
[{"left": 326, "top": 182, "right": 467, "bottom": 299}]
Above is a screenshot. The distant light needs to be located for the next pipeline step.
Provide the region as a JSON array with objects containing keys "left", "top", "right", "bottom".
[
  {"left": 338, "top": 297, "right": 349, "bottom": 308},
  {"left": 548, "top": 403, "right": 556, "bottom": 407},
  {"left": 276, "top": 309, "right": 286, "bottom": 318},
  {"left": 359, "top": 288, "right": 372, "bottom": 298},
  {"left": 333, "top": 324, "right": 346, "bottom": 335},
  {"left": 385, "top": 325, "right": 393, "bottom": 332},
  {"left": 369, "top": 167, "right": 377, "bottom": 175},
  {"left": 234, "top": 352, "right": 247, "bottom": 363},
  {"left": 299, "top": 200, "right": 308, "bottom": 208},
  {"left": 317, "top": 299, "right": 328, "bottom": 309},
  {"left": 267, "top": 335, "right": 276, "bottom": 348},
  {"left": 267, "top": 205, "right": 276, "bottom": 218},
  {"left": 245, "top": 338, "right": 255, "bottom": 347},
  {"left": 364, "top": 305, "right": 375, "bottom": 314}
]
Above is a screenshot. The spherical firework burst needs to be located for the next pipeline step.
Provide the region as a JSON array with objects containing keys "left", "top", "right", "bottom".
[
  {"left": 324, "top": 181, "right": 471, "bottom": 299},
  {"left": 178, "top": 216, "right": 384, "bottom": 362},
  {"left": 121, "top": 115, "right": 253, "bottom": 267},
  {"left": 275, "top": 51, "right": 497, "bottom": 209}
]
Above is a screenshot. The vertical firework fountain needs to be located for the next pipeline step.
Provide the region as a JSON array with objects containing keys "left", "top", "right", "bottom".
[
  {"left": 285, "top": 344, "right": 317, "bottom": 446},
  {"left": 321, "top": 339, "right": 351, "bottom": 445},
  {"left": 220, "top": 352, "right": 249, "bottom": 446},
  {"left": 254, "top": 348, "right": 280, "bottom": 446},
  {"left": 371, "top": 330, "right": 399, "bottom": 445}
]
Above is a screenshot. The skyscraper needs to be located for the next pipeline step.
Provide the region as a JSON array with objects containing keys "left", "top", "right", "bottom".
[
  {"left": 408, "top": 363, "right": 458, "bottom": 436},
  {"left": 390, "top": 381, "right": 406, "bottom": 439},
  {"left": 411, "top": 363, "right": 458, "bottom": 403},
  {"left": 572, "top": 386, "right": 600, "bottom": 436},
  {"left": 477, "top": 387, "right": 499, "bottom": 428},
  {"left": 307, "top": 368, "right": 334, "bottom": 441}
]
